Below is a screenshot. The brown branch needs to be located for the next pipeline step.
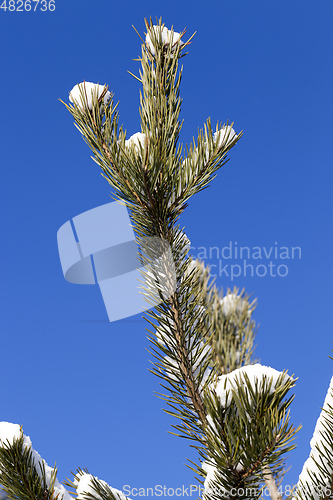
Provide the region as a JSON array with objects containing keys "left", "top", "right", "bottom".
[
  {"left": 169, "top": 292, "right": 207, "bottom": 427},
  {"left": 149, "top": 218, "right": 207, "bottom": 431},
  {"left": 241, "top": 435, "right": 281, "bottom": 481}
]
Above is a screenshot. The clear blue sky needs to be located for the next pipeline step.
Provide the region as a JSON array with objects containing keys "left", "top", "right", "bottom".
[{"left": 1, "top": 0, "right": 333, "bottom": 497}]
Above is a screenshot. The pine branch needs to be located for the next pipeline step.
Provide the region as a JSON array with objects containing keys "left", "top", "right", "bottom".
[
  {"left": 200, "top": 370, "right": 299, "bottom": 499},
  {"left": 294, "top": 375, "right": 333, "bottom": 500},
  {"left": 65, "top": 469, "right": 127, "bottom": 500},
  {"left": 0, "top": 425, "right": 68, "bottom": 500},
  {"left": 62, "top": 17, "right": 301, "bottom": 500},
  {"left": 169, "top": 290, "right": 207, "bottom": 424}
]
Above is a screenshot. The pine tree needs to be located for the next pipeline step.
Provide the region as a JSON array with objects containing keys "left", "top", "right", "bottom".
[{"left": 1, "top": 17, "right": 333, "bottom": 500}]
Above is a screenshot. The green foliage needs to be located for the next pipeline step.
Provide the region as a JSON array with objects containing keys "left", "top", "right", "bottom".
[
  {"left": 0, "top": 430, "right": 58, "bottom": 500},
  {"left": 197, "top": 373, "right": 299, "bottom": 500},
  {"left": 65, "top": 469, "right": 125, "bottom": 500},
  {"left": 211, "top": 290, "right": 258, "bottom": 376}
]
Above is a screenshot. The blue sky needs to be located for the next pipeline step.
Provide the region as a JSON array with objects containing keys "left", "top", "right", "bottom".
[{"left": 1, "top": 0, "right": 333, "bottom": 497}]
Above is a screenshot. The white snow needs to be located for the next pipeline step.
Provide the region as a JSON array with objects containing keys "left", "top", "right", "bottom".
[
  {"left": 294, "top": 376, "right": 333, "bottom": 500},
  {"left": 220, "top": 292, "right": 248, "bottom": 318},
  {"left": 155, "top": 323, "right": 172, "bottom": 345},
  {"left": 0, "top": 422, "right": 21, "bottom": 445},
  {"left": 175, "top": 228, "right": 191, "bottom": 254},
  {"left": 125, "top": 132, "right": 147, "bottom": 150},
  {"left": 202, "top": 459, "right": 219, "bottom": 494},
  {"left": 213, "top": 126, "right": 237, "bottom": 148},
  {"left": 145, "top": 25, "right": 184, "bottom": 56},
  {"left": 0, "top": 422, "right": 73, "bottom": 500},
  {"left": 186, "top": 259, "right": 200, "bottom": 276},
  {"left": 212, "top": 364, "right": 290, "bottom": 409},
  {"left": 75, "top": 472, "right": 128, "bottom": 500},
  {"left": 69, "top": 82, "right": 111, "bottom": 111},
  {"left": 202, "top": 458, "right": 242, "bottom": 497}
]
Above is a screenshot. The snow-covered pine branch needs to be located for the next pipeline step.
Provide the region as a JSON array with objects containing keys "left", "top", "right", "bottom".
[
  {"left": 294, "top": 377, "right": 333, "bottom": 500},
  {"left": 0, "top": 422, "right": 72, "bottom": 500},
  {"left": 200, "top": 365, "right": 298, "bottom": 500}
]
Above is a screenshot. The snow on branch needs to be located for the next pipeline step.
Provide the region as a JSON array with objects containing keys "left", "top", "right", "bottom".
[
  {"left": 212, "top": 363, "right": 291, "bottom": 408},
  {"left": 69, "top": 82, "right": 111, "bottom": 111},
  {"left": 145, "top": 25, "right": 184, "bottom": 56},
  {"left": 74, "top": 471, "right": 129, "bottom": 500},
  {"left": 0, "top": 422, "right": 73, "bottom": 500},
  {"left": 295, "top": 376, "right": 333, "bottom": 500}
]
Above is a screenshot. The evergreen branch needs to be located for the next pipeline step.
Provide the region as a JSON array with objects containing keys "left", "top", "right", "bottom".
[
  {"left": 207, "top": 287, "right": 258, "bottom": 375},
  {"left": 198, "top": 370, "right": 299, "bottom": 499},
  {"left": 0, "top": 431, "right": 60, "bottom": 500},
  {"left": 294, "top": 376, "right": 333, "bottom": 500},
  {"left": 241, "top": 435, "right": 282, "bottom": 481},
  {"left": 67, "top": 469, "right": 127, "bottom": 500},
  {"left": 63, "top": 95, "right": 148, "bottom": 210},
  {"left": 61, "top": 17, "right": 301, "bottom": 500},
  {"left": 97, "top": 137, "right": 145, "bottom": 209},
  {"left": 142, "top": 243, "right": 217, "bottom": 443},
  {"left": 168, "top": 123, "right": 242, "bottom": 213},
  {"left": 168, "top": 290, "right": 207, "bottom": 426}
]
